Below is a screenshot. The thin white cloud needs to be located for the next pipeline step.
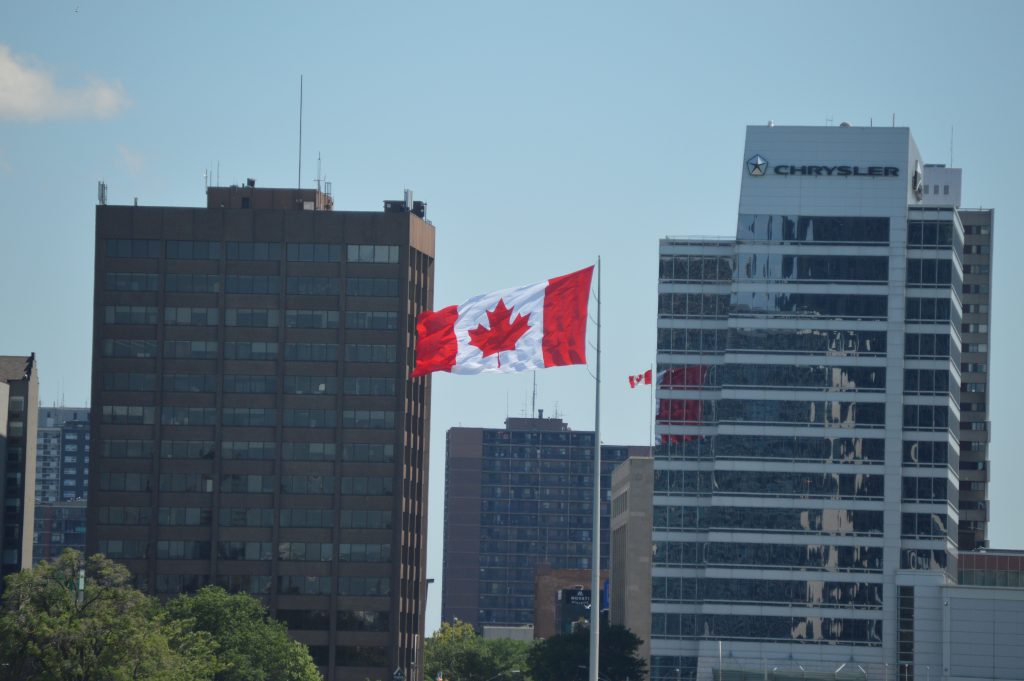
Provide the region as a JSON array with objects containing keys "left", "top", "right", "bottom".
[
  {"left": 0, "top": 44, "right": 128, "bottom": 121},
  {"left": 117, "top": 144, "right": 144, "bottom": 174}
]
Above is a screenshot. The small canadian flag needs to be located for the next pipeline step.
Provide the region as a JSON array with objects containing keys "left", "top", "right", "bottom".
[
  {"left": 413, "top": 266, "right": 594, "bottom": 377},
  {"left": 628, "top": 369, "right": 653, "bottom": 388},
  {"left": 629, "top": 368, "right": 668, "bottom": 388}
]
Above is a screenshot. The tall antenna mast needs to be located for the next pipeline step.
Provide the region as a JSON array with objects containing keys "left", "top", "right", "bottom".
[
  {"left": 531, "top": 372, "right": 537, "bottom": 417},
  {"left": 298, "top": 75, "right": 303, "bottom": 189},
  {"left": 315, "top": 153, "right": 322, "bottom": 209},
  {"left": 950, "top": 125, "right": 954, "bottom": 167}
]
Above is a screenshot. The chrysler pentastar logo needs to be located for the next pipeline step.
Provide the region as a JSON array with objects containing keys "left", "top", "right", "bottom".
[{"left": 747, "top": 155, "right": 768, "bottom": 176}]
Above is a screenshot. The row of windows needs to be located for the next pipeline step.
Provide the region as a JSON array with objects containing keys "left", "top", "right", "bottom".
[
  {"left": 655, "top": 435, "right": 885, "bottom": 463},
  {"left": 656, "top": 328, "right": 726, "bottom": 354},
  {"left": 167, "top": 274, "right": 221, "bottom": 292},
  {"left": 99, "top": 472, "right": 396, "bottom": 495},
  {"left": 716, "top": 399, "right": 886, "bottom": 427},
  {"left": 102, "top": 506, "right": 393, "bottom": 530},
  {"left": 719, "top": 364, "right": 885, "bottom": 391},
  {"left": 903, "top": 404, "right": 955, "bottom": 431},
  {"left": 657, "top": 293, "right": 729, "bottom": 318},
  {"left": 727, "top": 328, "right": 886, "bottom": 356},
  {"left": 651, "top": 577, "right": 882, "bottom": 608},
  {"left": 142, "top": 407, "right": 346, "bottom": 428},
  {"left": 737, "top": 215, "right": 890, "bottom": 244},
  {"left": 651, "top": 613, "right": 881, "bottom": 644},
  {"left": 907, "top": 258, "right": 958, "bottom": 287},
  {"left": 906, "top": 296, "right": 958, "bottom": 324},
  {"left": 347, "top": 278, "right": 400, "bottom": 297},
  {"left": 653, "top": 505, "right": 883, "bottom": 535},
  {"left": 736, "top": 254, "right": 888, "bottom": 283},
  {"left": 905, "top": 333, "right": 960, "bottom": 364},
  {"left": 731, "top": 292, "right": 888, "bottom": 320},
  {"left": 904, "top": 369, "right": 957, "bottom": 395},
  {"left": 902, "top": 512, "right": 953, "bottom": 539},
  {"left": 654, "top": 470, "right": 884, "bottom": 499},
  {"left": 106, "top": 241, "right": 401, "bottom": 264},
  {"left": 100, "top": 440, "right": 393, "bottom": 463},
  {"left": 658, "top": 255, "right": 733, "bottom": 282},
  {"left": 102, "top": 340, "right": 399, "bottom": 363},
  {"left": 907, "top": 220, "right": 962, "bottom": 252},
  {"left": 902, "top": 475, "right": 956, "bottom": 502},
  {"left": 652, "top": 541, "right": 883, "bottom": 571},
  {"left": 281, "top": 609, "right": 390, "bottom": 632},
  {"left": 905, "top": 438, "right": 958, "bottom": 464}
]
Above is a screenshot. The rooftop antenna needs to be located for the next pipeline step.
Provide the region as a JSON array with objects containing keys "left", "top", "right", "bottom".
[
  {"left": 297, "top": 75, "right": 303, "bottom": 189},
  {"left": 531, "top": 372, "right": 537, "bottom": 417},
  {"left": 825, "top": 116, "right": 833, "bottom": 127},
  {"left": 315, "top": 152, "right": 323, "bottom": 209},
  {"left": 216, "top": 161, "right": 220, "bottom": 186},
  {"left": 97, "top": 180, "right": 107, "bottom": 205},
  {"left": 950, "top": 125, "right": 955, "bottom": 167},
  {"left": 891, "top": 113, "right": 896, "bottom": 127}
]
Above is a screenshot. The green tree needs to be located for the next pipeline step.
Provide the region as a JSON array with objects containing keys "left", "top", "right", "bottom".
[
  {"left": 527, "top": 622, "right": 646, "bottom": 681},
  {"left": 0, "top": 550, "right": 218, "bottom": 681},
  {"left": 166, "top": 585, "right": 321, "bottom": 681},
  {"left": 423, "top": 621, "right": 531, "bottom": 681}
]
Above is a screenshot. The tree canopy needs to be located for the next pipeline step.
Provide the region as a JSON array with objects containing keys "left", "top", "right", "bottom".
[
  {"left": 0, "top": 550, "right": 218, "bottom": 681},
  {"left": 527, "top": 622, "right": 646, "bottom": 681},
  {"left": 423, "top": 621, "right": 531, "bottom": 681},
  {"left": 0, "top": 551, "right": 321, "bottom": 681},
  {"left": 166, "top": 585, "right": 321, "bottom": 681}
]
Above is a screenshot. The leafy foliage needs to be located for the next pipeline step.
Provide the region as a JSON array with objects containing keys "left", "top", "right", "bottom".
[
  {"left": 0, "top": 550, "right": 218, "bottom": 681},
  {"left": 423, "top": 621, "right": 531, "bottom": 681},
  {"left": 166, "top": 586, "right": 321, "bottom": 681},
  {"left": 0, "top": 551, "right": 321, "bottom": 681},
  {"left": 527, "top": 622, "right": 646, "bottom": 681}
]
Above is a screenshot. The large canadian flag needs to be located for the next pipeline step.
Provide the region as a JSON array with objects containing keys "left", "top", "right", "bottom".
[{"left": 413, "top": 266, "right": 594, "bottom": 377}]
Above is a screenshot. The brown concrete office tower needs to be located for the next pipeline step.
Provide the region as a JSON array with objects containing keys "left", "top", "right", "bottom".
[
  {"left": 957, "top": 208, "right": 993, "bottom": 550},
  {"left": 609, "top": 456, "right": 653, "bottom": 664},
  {"left": 921, "top": 165, "right": 994, "bottom": 550},
  {"left": 0, "top": 354, "right": 39, "bottom": 583},
  {"left": 87, "top": 186, "right": 435, "bottom": 681}
]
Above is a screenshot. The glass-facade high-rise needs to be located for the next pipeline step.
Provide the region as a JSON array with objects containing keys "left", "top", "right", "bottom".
[
  {"left": 36, "top": 407, "right": 90, "bottom": 504},
  {"left": 652, "top": 126, "right": 969, "bottom": 681},
  {"left": 443, "top": 416, "right": 642, "bottom": 630}
]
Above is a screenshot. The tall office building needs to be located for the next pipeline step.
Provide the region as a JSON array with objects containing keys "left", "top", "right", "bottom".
[
  {"left": 442, "top": 415, "right": 643, "bottom": 630},
  {"left": 653, "top": 126, "right": 975, "bottom": 680},
  {"left": 918, "top": 166, "right": 994, "bottom": 550},
  {"left": 36, "top": 406, "right": 91, "bottom": 503},
  {"left": 87, "top": 186, "right": 435, "bottom": 681},
  {"left": 0, "top": 354, "right": 39, "bottom": 581},
  {"left": 33, "top": 499, "right": 87, "bottom": 564}
]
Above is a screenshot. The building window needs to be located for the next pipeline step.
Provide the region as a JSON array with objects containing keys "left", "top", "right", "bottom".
[
  {"left": 286, "top": 243, "right": 342, "bottom": 262},
  {"left": 346, "top": 277, "right": 400, "bottom": 297},
  {"left": 347, "top": 244, "right": 399, "bottom": 264},
  {"left": 166, "top": 240, "right": 221, "bottom": 260}
]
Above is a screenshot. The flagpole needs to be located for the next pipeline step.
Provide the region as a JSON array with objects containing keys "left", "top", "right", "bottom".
[
  {"left": 649, "top": 361, "right": 655, "bottom": 453},
  {"left": 589, "top": 257, "right": 601, "bottom": 681}
]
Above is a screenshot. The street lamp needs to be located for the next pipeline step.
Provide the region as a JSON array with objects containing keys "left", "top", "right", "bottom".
[
  {"left": 577, "top": 664, "right": 611, "bottom": 681},
  {"left": 484, "top": 670, "right": 522, "bottom": 681}
]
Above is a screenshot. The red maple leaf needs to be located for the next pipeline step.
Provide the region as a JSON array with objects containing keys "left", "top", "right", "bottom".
[{"left": 468, "top": 299, "right": 531, "bottom": 367}]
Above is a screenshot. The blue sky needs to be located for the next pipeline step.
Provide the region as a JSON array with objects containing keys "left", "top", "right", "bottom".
[{"left": 2, "top": 1, "right": 1023, "bottom": 631}]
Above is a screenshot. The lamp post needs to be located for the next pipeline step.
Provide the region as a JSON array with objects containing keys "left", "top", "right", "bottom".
[{"left": 484, "top": 670, "right": 522, "bottom": 681}]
